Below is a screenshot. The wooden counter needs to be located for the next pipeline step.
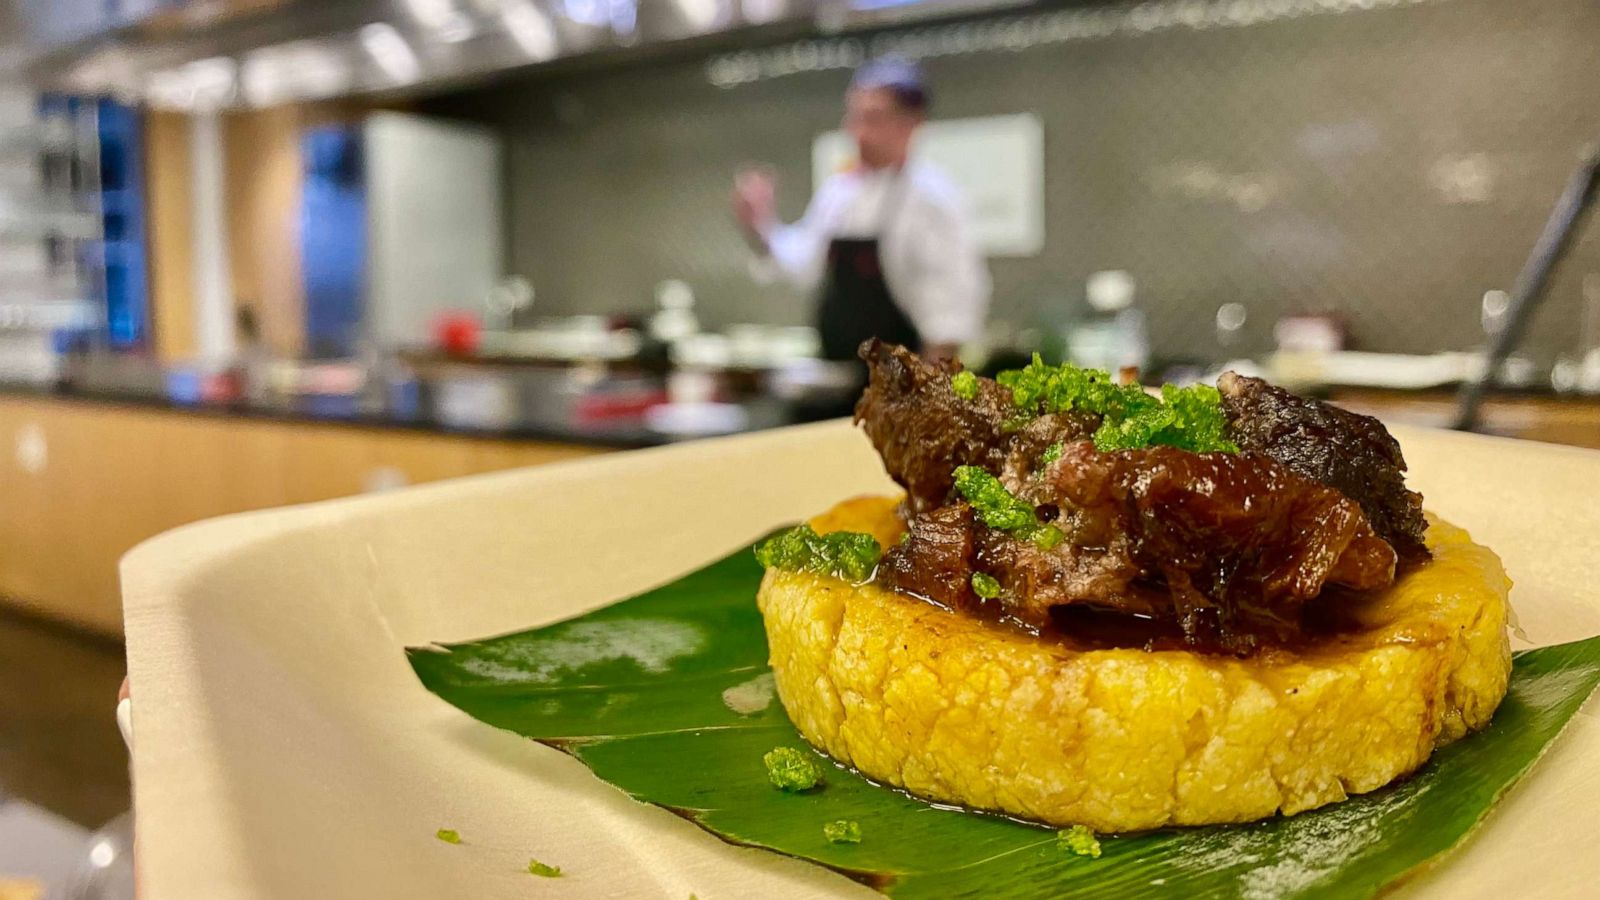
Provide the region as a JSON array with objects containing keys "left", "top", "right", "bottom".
[
  {"left": 4, "top": 386, "right": 1595, "bottom": 638},
  {"left": 1328, "top": 389, "right": 1600, "bottom": 450},
  {"left": 0, "top": 393, "right": 609, "bottom": 636}
]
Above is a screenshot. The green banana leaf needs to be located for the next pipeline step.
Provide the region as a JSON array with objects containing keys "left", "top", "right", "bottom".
[{"left": 408, "top": 537, "right": 1600, "bottom": 898}]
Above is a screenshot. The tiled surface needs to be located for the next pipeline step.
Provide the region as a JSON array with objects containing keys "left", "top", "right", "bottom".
[
  {"left": 431, "top": 0, "right": 1600, "bottom": 367},
  {"left": 0, "top": 609, "right": 130, "bottom": 830}
]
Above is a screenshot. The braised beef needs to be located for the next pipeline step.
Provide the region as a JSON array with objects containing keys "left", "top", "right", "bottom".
[
  {"left": 876, "top": 503, "right": 977, "bottom": 607},
  {"left": 879, "top": 441, "right": 1397, "bottom": 652},
  {"left": 1218, "top": 371, "right": 1428, "bottom": 560},
  {"left": 857, "top": 345, "right": 1424, "bottom": 653},
  {"left": 854, "top": 339, "right": 1097, "bottom": 513}
]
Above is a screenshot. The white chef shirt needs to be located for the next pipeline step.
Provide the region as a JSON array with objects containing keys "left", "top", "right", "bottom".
[{"left": 756, "top": 160, "right": 992, "bottom": 347}]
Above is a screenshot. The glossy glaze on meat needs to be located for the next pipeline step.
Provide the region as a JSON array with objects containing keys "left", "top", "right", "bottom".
[
  {"left": 854, "top": 339, "right": 1098, "bottom": 514},
  {"left": 879, "top": 442, "right": 1397, "bottom": 652},
  {"left": 857, "top": 344, "right": 1426, "bottom": 653},
  {"left": 1218, "top": 371, "right": 1428, "bottom": 560}
]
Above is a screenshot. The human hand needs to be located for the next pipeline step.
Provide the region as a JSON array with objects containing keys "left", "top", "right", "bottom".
[{"left": 732, "top": 166, "right": 777, "bottom": 243}]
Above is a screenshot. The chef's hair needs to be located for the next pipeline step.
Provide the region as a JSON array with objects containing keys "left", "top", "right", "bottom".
[{"left": 851, "top": 56, "right": 929, "bottom": 114}]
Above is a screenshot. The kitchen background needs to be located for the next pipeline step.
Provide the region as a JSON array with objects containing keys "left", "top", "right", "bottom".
[
  {"left": 435, "top": 0, "right": 1600, "bottom": 364},
  {"left": 2, "top": 0, "right": 1600, "bottom": 888}
]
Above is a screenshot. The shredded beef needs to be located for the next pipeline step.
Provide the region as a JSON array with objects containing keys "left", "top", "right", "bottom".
[
  {"left": 875, "top": 503, "right": 977, "bottom": 607},
  {"left": 878, "top": 442, "right": 1396, "bottom": 652},
  {"left": 1218, "top": 371, "right": 1429, "bottom": 560},
  {"left": 857, "top": 344, "right": 1423, "bottom": 653},
  {"left": 854, "top": 339, "right": 1097, "bottom": 513}
]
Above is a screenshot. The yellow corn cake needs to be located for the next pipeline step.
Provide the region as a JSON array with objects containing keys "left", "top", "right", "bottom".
[{"left": 757, "top": 495, "right": 1512, "bottom": 832}]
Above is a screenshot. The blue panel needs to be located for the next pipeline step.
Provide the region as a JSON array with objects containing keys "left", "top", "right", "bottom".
[
  {"left": 300, "top": 125, "right": 367, "bottom": 358},
  {"left": 96, "top": 99, "right": 148, "bottom": 349}
]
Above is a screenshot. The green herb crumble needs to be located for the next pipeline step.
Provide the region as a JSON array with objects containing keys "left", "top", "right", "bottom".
[
  {"left": 527, "top": 858, "right": 562, "bottom": 877},
  {"left": 951, "top": 369, "right": 979, "bottom": 401},
  {"left": 754, "top": 524, "right": 882, "bottom": 582},
  {"left": 764, "top": 746, "right": 824, "bottom": 792},
  {"left": 971, "top": 572, "right": 1002, "bottom": 599},
  {"left": 952, "top": 466, "right": 1064, "bottom": 550},
  {"left": 1058, "top": 825, "right": 1102, "bottom": 858},
  {"left": 823, "top": 820, "right": 863, "bottom": 844},
  {"left": 996, "top": 354, "right": 1237, "bottom": 454}
]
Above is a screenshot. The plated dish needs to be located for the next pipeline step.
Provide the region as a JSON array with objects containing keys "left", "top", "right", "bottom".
[
  {"left": 395, "top": 341, "right": 1600, "bottom": 897},
  {"left": 118, "top": 375, "right": 1600, "bottom": 897},
  {"left": 756, "top": 340, "right": 1512, "bottom": 832}
]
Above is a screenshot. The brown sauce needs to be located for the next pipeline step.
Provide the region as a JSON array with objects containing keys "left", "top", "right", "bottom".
[{"left": 883, "top": 578, "right": 1396, "bottom": 658}]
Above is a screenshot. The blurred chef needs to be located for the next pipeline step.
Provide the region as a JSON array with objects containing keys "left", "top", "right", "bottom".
[{"left": 733, "top": 57, "right": 990, "bottom": 372}]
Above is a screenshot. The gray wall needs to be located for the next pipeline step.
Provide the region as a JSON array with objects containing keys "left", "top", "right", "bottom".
[{"left": 431, "top": 0, "right": 1600, "bottom": 365}]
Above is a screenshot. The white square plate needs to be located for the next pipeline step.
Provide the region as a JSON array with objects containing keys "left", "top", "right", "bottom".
[{"left": 122, "top": 422, "right": 1600, "bottom": 898}]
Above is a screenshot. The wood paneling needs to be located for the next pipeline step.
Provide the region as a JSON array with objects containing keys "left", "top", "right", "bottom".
[
  {"left": 144, "top": 111, "right": 196, "bottom": 364},
  {"left": 0, "top": 396, "right": 609, "bottom": 635},
  {"left": 224, "top": 105, "right": 306, "bottom": 358},
  {"left": 143, "top": 99, "right": 402, "bottom": 364}
]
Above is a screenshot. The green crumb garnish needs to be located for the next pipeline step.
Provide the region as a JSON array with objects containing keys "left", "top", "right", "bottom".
[
  {"left": 1058, "top": 825, "right": 1102, "bottom": 858},
  {"left": 1092, "top": 383, "right": 1238, "bottom": 454},
  {"left": 823, "top": 820, "right": 862, "bottom": 844},
  {"left": 1024, "top": 522, "right": 1065, "bottom": 550},
  {"left": 764, "top": 746, "right": 825, "bottom": 791},
  {"left": 998, "top": 354, "right": 1151, "bottom": 419},
  {"left": 953, "top": 465, "right": 1036, "bottom": 531},
  {"left": 950, "top": 370, "right": 979, "bottom": 401},
  {"left": 952, "top": 466, "right": 1065, "bottom": 550},
  {"left": 970, "top": 572, "right": 1002, "bottom": 599},
  {"left": 527, "top": 859, "right": 562, "bottom": 877},
  {"left": 1040, "top": 441, "right": 1065, "bottom": 466},
  {"left": 996, "top": 354, "right": 1237, "bottom": 454},
  {"left": 754, "top": 524, "right": 882, "bottom": 582},
  {"left": 435, "top": 828, "right": 461, "bottom": 844}
]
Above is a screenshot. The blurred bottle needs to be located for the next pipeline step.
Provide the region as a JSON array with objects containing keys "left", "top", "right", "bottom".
[
  {"left": 1066, "top": 270, "right": 1149, "bottom": 375},
  {"left": 485, "top": 276, "right": 535, "bottom": 331},
  {"left": 361, "top": 340, "right": 420, "bottom": 418},
  {"left": 649, "top": 279, "right": 700, "bottom": 345},
  {"left": 236, "top": 307, "right": 274, "bottom": 404}
]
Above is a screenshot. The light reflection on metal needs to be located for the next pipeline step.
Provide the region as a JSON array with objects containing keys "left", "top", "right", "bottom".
[
  {"left": 146, "top": 55, "right": 238, "bottom": 111},
  {"left": 608, "top": 0, "right": 640, "bottom": 39},
  {"left": 675, "top": 0, "right": 730, "bottom": 32},
  {"left": 743, "top": 0, "right": 790, "bottom": 25},
  {"left": 404, "top": 0, "right": 458, "bottom": 31},
  {"left": 560, "top": 0, "right": 610, "bottom": 27},
  {"left": 706, "top": 0, "right": 1454, "bottom": 88},
  {"left": 501, "top": 0, "right": 560, "bottom": 61},
  {"left": 241, "top": 40, "right": 354, "bottom": 106},
  {"left": 404, "top": 0, "right": 478, "bottom": 42},
  {"left": 359, "top": 22, "right": 422, "bottom": 85},
  {"left": 15, "top": 0, "right": 1036, "bottom": 109}
]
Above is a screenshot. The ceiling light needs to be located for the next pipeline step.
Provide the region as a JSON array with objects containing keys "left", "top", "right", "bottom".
[
  {"left": 502, "top": 1, "right": 560, "bottom": 60},
  {"left": 359, "top": 23, "right": 422, "bottom": 84}
]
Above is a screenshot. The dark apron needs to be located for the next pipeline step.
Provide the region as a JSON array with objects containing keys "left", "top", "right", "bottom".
[{"left": 796, "top": 175, "right": 922, "bottom": 421}]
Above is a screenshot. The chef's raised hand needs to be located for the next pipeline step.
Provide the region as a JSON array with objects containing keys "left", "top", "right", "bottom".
[{"left": 732, "top": 166, "right": 778, "bottom": 251}]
